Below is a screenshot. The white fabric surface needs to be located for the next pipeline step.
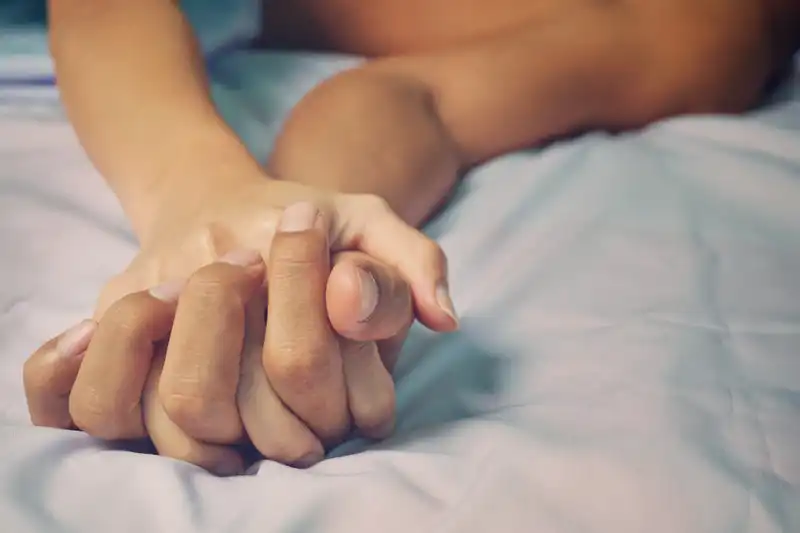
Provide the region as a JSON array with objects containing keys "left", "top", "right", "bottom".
[{"left": 2, "top": 9, "right": 800, "bottom": 532}]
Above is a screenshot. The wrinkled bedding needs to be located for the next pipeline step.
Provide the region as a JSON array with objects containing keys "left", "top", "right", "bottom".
[{"left": 2, "top": 4, "right": 800, "bottom": 532}]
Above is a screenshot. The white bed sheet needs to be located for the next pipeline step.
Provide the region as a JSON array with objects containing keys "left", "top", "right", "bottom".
[{"left": 2, "top": 33, "right": 800, "bottom": 533}]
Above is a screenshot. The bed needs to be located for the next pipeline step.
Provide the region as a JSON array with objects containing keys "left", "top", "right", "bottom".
[{"left": 1, "top": 3, "right": 799, "bottom": 532}]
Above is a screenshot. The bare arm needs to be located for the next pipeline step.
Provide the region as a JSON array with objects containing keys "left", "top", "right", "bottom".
[
  {"left": 270, "top": 0, "right": 796, "bottom": 227},
  {"left": 49, "top": 0, "right": 262, "bottom": 240}
]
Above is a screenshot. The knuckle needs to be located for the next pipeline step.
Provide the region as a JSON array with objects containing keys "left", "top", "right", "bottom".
[
  {"left": 266, "top": 340, "right": 333, "bottom": 391},
  {"left": 353, "top": 194, "right": 390, "bottom": 214},
  {"left": 420, "top": 238, "right": 445, "bottom": 264},
  {"left": 323, "top": 422, "right": 351, "bottom": 446},
  {"left": 254, "top": 439, "right": 320, "bottom": 467},
  {"left": 69, "top": 392, "right": 126, "bottom": 439},
  {"left": 355, "top": 390, "right": 395, "bottom": 436},
  {"left": 160, "top": 390, "right": 212, "bottom": 427},
  {"left": 22, "top": 357, "right": 50, "bottom": 395},
  {"left": 182, "top": 266, "right": 242, "bottom": 309},
  {"left": 151, "top": 433, "right": 200, "bottom": 465},
  {"left": 270, "top": 233, "right": 327, "bottom": 268},
  {"left": 102, "top": 292, "right": 153, "bottom": 335},
  {"left": 188, "top": 262, "right": 235, "bottom": 288}
]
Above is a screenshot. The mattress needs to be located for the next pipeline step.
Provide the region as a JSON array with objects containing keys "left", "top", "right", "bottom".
[{"left": 2, "top": 7, "right": 800, "bottom": 533}]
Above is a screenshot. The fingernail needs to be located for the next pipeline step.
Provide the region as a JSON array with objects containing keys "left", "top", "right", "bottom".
[
  {"left": 148, "top": 279, "right": 185, "bottom": 302},
  {"left": 220, "top": 249, "right": 262, "bottom": 267},
  {"left": 356, "top": 268, "right": 379, "bottom": 323},
  {"left": 435, "top": 282, "right": 459, "bottom": 327},
  {"left": 56, "top": 320, "right": 96, "bottom": 358},
  {"left": 278, "top": 202, "right": 319, "bottom": 233},
  {"left": 293, "top": 451, "right": 324, "bottom": 469}
]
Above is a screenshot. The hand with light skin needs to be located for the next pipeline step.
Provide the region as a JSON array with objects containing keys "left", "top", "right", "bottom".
[
  {"left": 24, "top": 34, "right": 461, "bottom": 471},
  {"left": 30, "top": 0, "right": 468, "bottom": 472},
  {"left": 24, "top": 205, "right": 427, "bottom": 474},
  {"left": 113, "top": 172, "right": 456, "bottom": 448},
  {"left": 35, "top": 0, "right": 797, "bottom": 474}
]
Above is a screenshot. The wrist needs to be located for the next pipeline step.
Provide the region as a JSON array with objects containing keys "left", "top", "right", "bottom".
[{"left": 123, "top": 132, "right": 268, "bottom": 244}]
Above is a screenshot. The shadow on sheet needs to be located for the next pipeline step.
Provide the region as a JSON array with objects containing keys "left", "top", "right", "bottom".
[{"left": 1, "top": 30, "right": 800, "bottom": 533}]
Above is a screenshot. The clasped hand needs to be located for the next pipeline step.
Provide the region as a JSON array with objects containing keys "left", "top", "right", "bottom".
[{"left": 23, "top": 176, "right": 458, "bottom": 475}]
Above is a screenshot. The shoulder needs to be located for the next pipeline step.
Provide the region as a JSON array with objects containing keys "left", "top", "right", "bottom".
[{"left": 625, "top": 0, "right": 789, "bottom": 113}]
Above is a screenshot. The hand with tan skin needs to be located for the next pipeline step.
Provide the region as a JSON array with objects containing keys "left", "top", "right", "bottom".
[{"left": 23, "top": 206, "right": 421, "bottom": 475}]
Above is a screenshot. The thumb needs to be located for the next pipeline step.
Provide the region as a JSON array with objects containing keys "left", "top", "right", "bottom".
[
  {"left": 327, "top": 251, "right": 413, "bottom": 341},
  {"left": 332, "top": 195, "right": 458, "bottom": 332}
]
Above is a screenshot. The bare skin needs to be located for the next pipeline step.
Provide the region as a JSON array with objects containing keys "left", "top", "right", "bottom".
[
  {"left": 261, "top": 0, "right": 582, "bottom": 55},
  {"left": 263, "top": 0, "right": 798, "bottom": 63},
  {"left": 27, "top": 0, "right": 800, "bottom": 474},
  {"left": 266, "top": 0, "right": 799, "bottom": 225}
]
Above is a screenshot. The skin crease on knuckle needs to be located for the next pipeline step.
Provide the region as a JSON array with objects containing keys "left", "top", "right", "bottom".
[
  {"left": 70, "top": 389, "right": 134, "bottom": 439},
  {"left": 160, "top": 392, "right": 216, "bottom": 432},
  {"left": 268, "top": 337, "right": 338, "bottom": 395},
  {"left": 159, "top": 267, "right": 247, "bottom": 434},
  {"left": 266, "top": 334, "right": 350, "bottom": 443}
]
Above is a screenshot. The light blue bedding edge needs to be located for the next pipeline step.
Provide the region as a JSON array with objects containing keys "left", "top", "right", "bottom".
[{"left": 2, "top": 4, "right": 800, "bottom": 532}]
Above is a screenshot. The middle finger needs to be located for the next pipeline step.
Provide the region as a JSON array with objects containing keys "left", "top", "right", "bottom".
[{"left": 159, "top": 250, "right": 265, "bottom": 444}]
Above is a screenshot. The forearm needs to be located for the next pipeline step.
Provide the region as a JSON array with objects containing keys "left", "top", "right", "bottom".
[
  {"left": 49, "top": 0, "right": 261, "bottom": 238},
  {"left": 268, "top": 69, "right": 463, "bottom": 227},
  {"left": 269, "top": 0, "right": 789, "bottom": 230},
  {"left": 267, "top": 11, "right": 634, "bottom": 227}
]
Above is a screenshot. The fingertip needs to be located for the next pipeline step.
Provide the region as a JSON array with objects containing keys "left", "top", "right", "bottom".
[
  {"left": 349, "top": 207, "right": 455, "bottom": 332},
  {"left": 434, "top": 282, "right": 459, "bottom": 329},
  {"left": 411, "top": 283, "right": 459, "bottom": 333},
  {"left": 219, "top": 248, "right": 266, "bottom": 272},
  {"left": 277, "top": 201, "right": 328, "bottom": 237},
  {"left": 148, "top": 279, "right": 186, "bottom": 303},
  {"left": 55, "top": 320, "right": 97, "bottom": 360},
  {"left": 24, "top": 320, "right": 96, "bottom": 419}
]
